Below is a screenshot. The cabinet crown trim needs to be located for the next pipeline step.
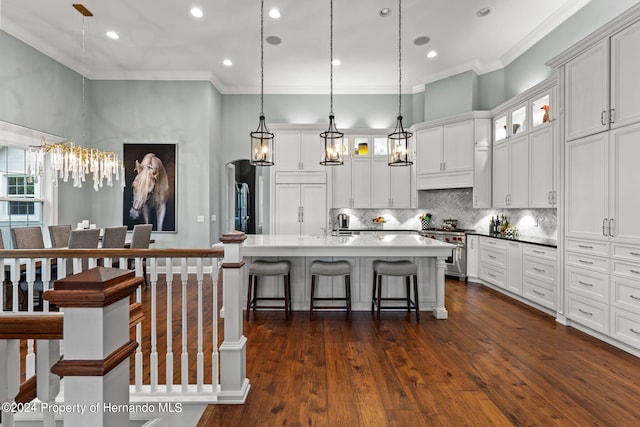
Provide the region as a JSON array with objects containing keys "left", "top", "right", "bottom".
[
  {"left": 546, "top": 3, "right": 640, "bottom": 68},
  {"left": 413, "top": 111, "right": 491, "bottom": 131}
]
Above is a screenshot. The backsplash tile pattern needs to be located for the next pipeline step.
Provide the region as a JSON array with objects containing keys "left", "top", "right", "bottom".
[{"left": 330, "top": 188, "right": 557, "bottom": 240}]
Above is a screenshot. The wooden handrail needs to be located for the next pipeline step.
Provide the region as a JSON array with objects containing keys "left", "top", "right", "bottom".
[
  {"left": 0, "top": 313, "right": 63, "bottom": 339},
  {"left": 0, "top": 248, "right": 224, "bottom": 259}
]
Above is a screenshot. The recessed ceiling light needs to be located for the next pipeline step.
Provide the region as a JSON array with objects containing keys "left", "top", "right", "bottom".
[
  {"left": 379, "top": 8, "right": 392, "bottom": 17},
  {"left": 414, "top": 36, "right": 430, "bottom": 46},
  {"left": 106, "top": 31, "right": 119, "bottom": 40},
  {"left": 476, "top": 7, "right": 491, "bottom": 17},
  {"left": 223, "top": 59, "right": 233, "bottom": 66},
  {"left": 332, "top": 59, "right": 341, "bottom": 66},
  {"left": 269, "top": 8, "right": 281, "bottom": 19},
  {"left": 190, "top": 7, "right": 204, "bottom": 18},
  {"left": 266, "top": 36, "right": 282, "bottom": 45},
  {"left": 427, "top": 50, "right": 437, "bottom": 59}
]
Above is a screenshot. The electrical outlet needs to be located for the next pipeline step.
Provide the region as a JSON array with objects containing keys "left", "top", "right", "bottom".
[
  {"left": 197, "top": 215, "right": 204, "bottom": 223},
  {"left": 211, "top": 214, "right": 217, "bottom": 222}
]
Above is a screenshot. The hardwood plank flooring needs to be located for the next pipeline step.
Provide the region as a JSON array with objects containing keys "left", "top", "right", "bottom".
[{"left": 198, "top": 279, "right": 640, "bottom": 426}]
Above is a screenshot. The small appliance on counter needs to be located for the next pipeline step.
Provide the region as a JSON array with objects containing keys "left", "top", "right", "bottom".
[{"left": 338, "top": 213, "right": 350, "bottom": 229}]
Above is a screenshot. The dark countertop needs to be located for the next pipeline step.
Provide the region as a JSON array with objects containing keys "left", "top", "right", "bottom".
[{"left": 468, "top": 232, "right": 557, "bottom": 248}]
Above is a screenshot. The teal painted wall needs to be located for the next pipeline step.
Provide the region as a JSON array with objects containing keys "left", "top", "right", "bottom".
[{"left": 423, "top": 71, "right": 477, "bottom": 121}]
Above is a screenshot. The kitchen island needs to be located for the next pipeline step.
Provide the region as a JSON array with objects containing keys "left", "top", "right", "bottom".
[{"left": 238, "top": 233, "right": 454, "bottom": 319}]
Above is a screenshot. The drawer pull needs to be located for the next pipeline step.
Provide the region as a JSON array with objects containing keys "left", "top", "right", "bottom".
[
  {"left": 578, "top": 308, "right": 593, "bottom": 316},
  {"left": 578, "top": 244, "right": 594, "bottom": 249},
  {"left": 532, "top": 290, "right": 545, "bottom": 296},
  {"left": 487, "top": 241, "right": 497, "bottom": 245},
  {"left": 629, "top": 252, "right": 640, "bottom": 256},
  {"left": 488, "top": 255, "right": 497, "bottom": 259},
  {"left": 487, "top": 272, "right": 496, "bottom": 278},
  {"left": 533, "top": 267, "right": 546, "bottom": 273},
  {"left": 577, "top": 280, "right": 593, "bottom": 287},
  {"left": 630, "top": 295, "right": 640, "bottom": 301},
  {"left": 630, "top": 328, "right": 640, "bottom": 336},
  {"left": 578, "top": 259, "right": 594, "bottom": 265},
  {"left": 533, "top": 249, "right": 545, "bottom": 254},
  {"left": 630, "top": 269, "right": 640, "bottom": 275}
]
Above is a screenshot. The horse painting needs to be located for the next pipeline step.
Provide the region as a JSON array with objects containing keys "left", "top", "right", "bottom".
[{"left": 129, "top": 153, "right": 171, "bottom": 231}]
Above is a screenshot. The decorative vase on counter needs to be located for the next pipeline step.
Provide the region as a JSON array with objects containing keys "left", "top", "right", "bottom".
[{"left": 421, "top": 219, "right": 430, "bottom": 230}]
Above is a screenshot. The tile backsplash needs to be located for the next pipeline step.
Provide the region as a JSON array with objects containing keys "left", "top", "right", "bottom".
[{"left": 330, "top": 188, "right": 557, "bottom": 240}]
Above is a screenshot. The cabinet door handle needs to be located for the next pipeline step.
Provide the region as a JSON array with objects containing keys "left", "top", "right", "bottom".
[
  {"left": 577, "top": 280, "right": 593, "bottom": 287},
  {"left": 610, "top": 108, "right": 615, "bottom": 124},
  {"left": 578, "top": 244, "right": 593, "bottom": 249},
  {"left": 487, "top": 272, "right": 496, "bottom": 278},
  {"left": 609, "top": 218, "right": 614, "bottom": 237},
  {"left": 601, "top": 110, "right": 607, "bottom": 126},
  {"left": 533, "top": 249, "right": 545, "bottom": 255},
  {"left": 629, "top": 295, "right": 640, "bottom": 301},
  {"left": 443, "top": 162, "right": 446, "bottom": 171},
  {"left": 578, "top": 259, "right": 594, "bottom": 265},
  {"left": 603, "top": 218, "right": 608, "bottom": 236},
  {"left": 488, "top": 255, "right": 497, "bottom": 259},
  {"left": 629, "top": 252, "right": 640, "bottom": 257},
  {"left": 630, "top": 269, "right": 640, "bottom": 275},
  {"left": 578, "top": 308, "right": 593, "bottom": 316},
  {"left": 548, "top": 192, "right": 552, "bottom": 204},
  {"left": 630, "top": 328, "right": 640, "bottom": 336},
  {"left": 532, "top": 290, "right": 545, "bottom": 297},
  {"left": 533, "top": 267, "right": 546, "bottom": 273}
]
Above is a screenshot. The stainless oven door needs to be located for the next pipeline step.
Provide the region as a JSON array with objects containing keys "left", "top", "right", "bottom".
[{"left": 444, "top": 245, "right": 466, "bottom": 280}]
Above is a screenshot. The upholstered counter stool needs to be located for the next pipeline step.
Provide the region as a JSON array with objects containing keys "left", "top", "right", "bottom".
[
  {"left": 309, "top": 260, "right": 352, "bottom": 320},
  {"left": 371, "top": 260, "right": 419, "bottom": 321},
  {"left": 246, "top": 260, "right": 292, "bottom": 320}
]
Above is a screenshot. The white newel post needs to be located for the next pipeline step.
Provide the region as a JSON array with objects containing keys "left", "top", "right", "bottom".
[
  {"left": 43, "top": 267, "right": 144, "bottom": 427},
  {"left": 218, "top": 231, "right": 250, "bottom": 403}
]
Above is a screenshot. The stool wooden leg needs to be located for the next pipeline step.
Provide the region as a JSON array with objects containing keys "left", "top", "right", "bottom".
[
  {"left": 377, "top": 274, "right": 383, "bottom": 321},
  {"left": 345, "top": 275, "right": 352, "bottom": 320},
  {"left": 287, "top": 273, "right": 293, "bottom": 314},
  {"left": 405, "top": 276, "right": 411, "bottom": 313},
  {"left": 246, "top": 275, "right": 254, "bottom": 321},
  {"left": 371, "top": 272, "right": 377, "bottom": 313},
  {"left": 413, "top": 274, "right": 420, "bottom": 321},
  {"left": 284, "top": 274, "right": 291, "bottom": 320},
  {"left": 310, "top": 274, "right": 316, "bottom": 319}
]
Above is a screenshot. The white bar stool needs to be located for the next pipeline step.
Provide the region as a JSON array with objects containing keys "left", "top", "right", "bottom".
[
  {"left": 309, "top": 260, "right": 352, "bottom": 320},
  {"left": 371, "top": 260, "right": 419, "bottom": 321}
]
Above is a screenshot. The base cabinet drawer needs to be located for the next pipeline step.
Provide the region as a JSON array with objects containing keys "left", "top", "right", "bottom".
[
  {"left": 523, "top": 245, "right": 556, "bottom": 261},
  {"left": 611, "top": 308, "right": 640, "bottom": 349},
  {"left": 480, "top": 263, "right": 506, "bottom": 289},
  {"left": 566, "top": 252, "right": 609, "bottom": 273},
  {"left": 611, "top": 276, "right": 640, "bottom": 312},
  {"left": 523, "top": 256, "right": 556, "bottom": 283},
  {"left": 567, "top": 293, "right": 609, "bottom": 335},
  {"left": 566, "top": 267, "right": 608, "bottom": 301},
  {"left": 565, "top": 238, "right": 608, "bottom": 256},
  {"left": 523, "top": 278, "right": 556, "bottom": 310}
]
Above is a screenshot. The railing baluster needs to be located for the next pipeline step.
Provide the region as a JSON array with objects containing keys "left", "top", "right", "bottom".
[
  {"left": 196, "top": 257, "right": 204, "bottom": 391},
  {"left": 166, "top": 257, "right": 174, "bottom": 391},
  {"left": 0, "top": 256, "right": 4, "bottom": 312},
  {"left": 134, "top": 256, "right": 143, "bottom": 392},
  {"left": 10, "top": 259, "right": 19, "bottom": 313},
  {"left": 150, "top": 257, "right": 159, "bottom": 391},
  {"left": 212, "top": 258, "right": 220, "bottom": 390},
  {"left": 181, "top": 257, "right": 189, "bottom": 391},
  {"left": 0, "top": 339, "right": 20, "bottom": 426},
  {"left": 41, "top": 258, "right": 51, "bottom": 313},
  {"left": 26, "top": 259, "right": 36, "bottom": 377}
]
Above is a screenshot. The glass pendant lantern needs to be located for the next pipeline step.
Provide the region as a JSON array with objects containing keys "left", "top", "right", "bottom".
[
  {"left": 250, "top": 0, "right": 274, "bottom": 166},
  {"left": 319, "top": 0, "right": 344, "bottom": 166},
  {"left": 388, "top": 0, "right": 413, "bottom": 167}
]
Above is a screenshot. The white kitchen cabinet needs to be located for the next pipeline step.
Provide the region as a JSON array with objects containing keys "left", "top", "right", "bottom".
[
  {"left": 529, "top": 125, "right": 557, "bottom": 208},
  {"left": 275, "top": 183, "right": 326, "bottom": 236},
  {"left": 473, "top": 145, "right": 492, "bottom": 208},
  {"left": 492, "top": 134, "right": 528, "bottom": 209},
  {"left": 564, "top": 20, "right": 640, "bottom": 141},
  {"left": 507, "top": 241, "right": 523, "bottom": 296},
  {"left": 331, "top": 156, "right": 371, "bottom": 208},
  {"left": 566, "top": 122, "right": 640, "bottom": 245},
  {"left": 415, "top": 114, "right": 490, "bottom": 191},
  {"left": 274, "top": 131, "right": 325, "bottom": 172},
  {"left": 371, "top": 157, "right": 412, "bottom": 208}
]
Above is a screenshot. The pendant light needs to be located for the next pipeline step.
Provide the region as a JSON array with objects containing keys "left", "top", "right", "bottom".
[
  {"left": 250, "top": 0, "right": 274, "bottom": 166},
  {"left": 319, "top": 0, "right": 343, "bottom": 166},
  {"left": 388, "top": 0, "right": 413, "bottom": 167}
]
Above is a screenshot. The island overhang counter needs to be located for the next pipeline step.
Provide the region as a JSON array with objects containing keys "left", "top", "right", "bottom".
[{"left": 234, "top": 233, "right": 454, "bottom": 319}]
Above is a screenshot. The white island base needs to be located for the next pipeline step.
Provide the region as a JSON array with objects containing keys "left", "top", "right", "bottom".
[{"left": 237, "top": 234, "right": 454, "bottom": 319}]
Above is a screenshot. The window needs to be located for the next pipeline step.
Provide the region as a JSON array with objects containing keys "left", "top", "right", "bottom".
[{"left": 8, "top": 176, "right": 36, "bottom": 215}]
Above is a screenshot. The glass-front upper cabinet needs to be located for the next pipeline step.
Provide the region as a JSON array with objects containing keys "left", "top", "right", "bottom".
[
  {"left": 511, "top": 104, "right": 527, "bottom": 135},
  {"left": 352, "top": 136, "right": 369, "bottom": 156},
  {"left": 494, "top": 114, "right": 508, "bottom": 143},
  {"left": 531, "top": 91, "right": 552, "bottom": 128},
  {"left": 372, "top": 137, "right": 388, "bottom": 156}
]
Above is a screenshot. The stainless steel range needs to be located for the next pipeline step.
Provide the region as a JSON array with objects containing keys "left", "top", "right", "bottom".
[{"left": 420, "top": 228, "right": 473, "bottom": 280}]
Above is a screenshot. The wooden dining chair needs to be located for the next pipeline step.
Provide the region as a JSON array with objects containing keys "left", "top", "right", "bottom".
[
  {"left": 48, "top": 224, "right": 72, "bottom": 248},
  {"left": 1, "top": 232, "right": 24, "bottom": 311},
  {"left": 67, "top": 228, "right": 101, "bottom": 273},
  {"left": 102, "top": 226, "right": 127, "bottom": 248},
  {"left": 11, "top": 226, "right": 46, "bottom": 309}
]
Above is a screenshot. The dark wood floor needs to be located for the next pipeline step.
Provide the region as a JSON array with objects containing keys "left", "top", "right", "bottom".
[{"left": 198, "top": 279, "right": 640, "bottom": 426}]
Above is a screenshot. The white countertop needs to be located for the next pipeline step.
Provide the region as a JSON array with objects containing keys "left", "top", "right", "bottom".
[{"left": 231, "top": 234, "right": 455, "bottom": 258}]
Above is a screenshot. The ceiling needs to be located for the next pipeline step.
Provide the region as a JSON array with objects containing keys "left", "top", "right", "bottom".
[{"left": 1, "top": 0, "right": 592, "bottom": 94}]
